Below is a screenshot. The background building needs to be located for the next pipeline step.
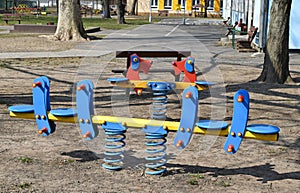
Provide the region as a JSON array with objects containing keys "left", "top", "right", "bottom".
[
  {"left": 126, "top": 0, "right": 222, "bottom": 16},
  {"left": 222, "top": 0, "right": 299, "bottom": 50}
]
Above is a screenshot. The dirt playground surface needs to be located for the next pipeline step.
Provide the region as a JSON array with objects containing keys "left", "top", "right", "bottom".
[{"left": 0, "top": 36, "right": 299, "bottom": 192}]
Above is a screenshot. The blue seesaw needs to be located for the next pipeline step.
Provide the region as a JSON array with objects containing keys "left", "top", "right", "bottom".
[{"left": 8, "top": 76, "right": 280, "bottom": 175}]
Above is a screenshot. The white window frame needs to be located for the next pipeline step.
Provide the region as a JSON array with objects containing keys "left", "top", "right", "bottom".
[
  {"left": 192, "top": 0, "right": 200, "bottom": 6},
  {"left": 178, "top": 0, "right": 185, "bottom": 9},
  {"left": 207, "top": 0, "right": 214, "bottom": 10},
  {"left": 151, "top": 0, "right": 158, "bottom": 8},
  {"left": 164, "top": 0, "right": 172, "bottom": 10}
]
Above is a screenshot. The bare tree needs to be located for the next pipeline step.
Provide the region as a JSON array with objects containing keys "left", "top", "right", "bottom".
[
  {"left": 129, "top": 0, "right": 138, "bottom": 15},
  {"left": 117, "top": 0, "right": 126, "bottom": 24},
  {"left": 102, "top": 0, "right": 111, "bottom": 18},
  {"left": 257, "top": 0, "right": 293, "bottom": 83},
  {"left": 54, "top": 0, "right": 87, "bottom": 41},
  {"left": 204, "top": 0, "right": 208, "bottom": 18}
]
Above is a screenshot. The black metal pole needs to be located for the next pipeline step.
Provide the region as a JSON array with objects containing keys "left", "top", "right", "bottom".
[{"left": 56, "top": 0, "right": 59, "bottom": 15}]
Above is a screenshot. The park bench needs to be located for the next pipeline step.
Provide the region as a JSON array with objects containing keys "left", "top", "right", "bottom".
[
  {"left": 158, "top": 10, "right": 169, "bottom": 16},
  {"left": 3, "top": 14, "right": 22, "bottom": 24},
  {"left": 236, "top": 26, "right": 258, "bottom": 52},
  {"left": 192, "top": 4, "right": 205, "bottom": 17},
  {"left": 194, "top": 10, "right": 205, "bottom": 17},
  {"left": 112, "top": 51, "right": 191, "bottom": 81}
]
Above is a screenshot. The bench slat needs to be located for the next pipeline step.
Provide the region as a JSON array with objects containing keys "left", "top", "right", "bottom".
[{"left": 116, "top": 51, "right": 190, "bottom": 58}]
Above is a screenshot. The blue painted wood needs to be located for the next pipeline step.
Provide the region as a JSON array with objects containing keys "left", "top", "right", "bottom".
[
  {"left": 8, "top": 105, "right": 34, "bottom": 113},
  {"left": 41, "top": 76, "right": 56, "bottom": 133},
  {"left": 142, "top": 125, "right": 167, "bottom": 135},
  {"left": 32, "top": 77, "right": 55, "bottom": 136},
  {"left": 102, "top": 122, "right": 127, "bottom": 133},
  {"left": 50, "top": 108, "right": 77, "bottom": 117},
  {"left": 130, "top": 54, "right": 140, "bottom": 70},
  {"left": 246, "top": 124, "right": 280, "bottom": 134},
  {"left": 41, "top": 76, "right": 51, "bottom": 111},
  {"left": 184, "top": 57, "right": 195, "bottom": 73},
  {"left": 76, "top": 80, "right": 99, "bottom": 140},
  {"left": 107, "top": 78, "right": 129, "bottom": 83},
  {"left": 196, "top": 120, "right": 228, "bottom": 130},
  {"left": 147, "top": 82, "right": 175, "bottom": 90},
  {"left": 195, "top": 81, "right": 215, "bottom": 86},
  {"left": 173, "top": 86, "right": 198, "bottom": 149},
  {"left": 224, "top": 89, "right": 250, "bottom": 154}
]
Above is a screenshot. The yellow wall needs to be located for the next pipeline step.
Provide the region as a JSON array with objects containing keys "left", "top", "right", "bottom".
[
  {"left": 186, "top": 0, "right": 192, "bottom": 11},
  {"left": 200, "top": 0, "right": 205, "bottom": 12},
  {"left": 214, "top": 0, "right": 220, "bottom": 12},
  {"left": 158, "top": 0, "right": 164, "bottom": 10},
  {"left": 156, "top": 0, "right": 221, "bottom": 12},
  {"left": 172, "top": 0, "right": 179, "bottom": 10}
]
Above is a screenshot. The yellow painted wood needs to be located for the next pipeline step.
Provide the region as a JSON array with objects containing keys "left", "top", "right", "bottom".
[
  {"left": 9, "top": 112, "right": 77, "bottom": 123},
  {"left": 10, "top": 111, "right": 279, "bottom": 141},
  {"left": 110, "top": 80, "right": 209, "bottom": 91}
]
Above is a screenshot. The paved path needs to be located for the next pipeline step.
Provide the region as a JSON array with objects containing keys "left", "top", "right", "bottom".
[
  {"left": 0, "top": 18, "right": 225, "bottom": 59},
  {"left": 0, "top": 18, "right": 299, "bottom": 68}
]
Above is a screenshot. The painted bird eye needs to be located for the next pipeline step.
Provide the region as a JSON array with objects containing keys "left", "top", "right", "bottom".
[
  {"left": 133, "top": 57, "right": 138, "bottom": 62},
  {"left": 187, "top": 60, "right": 192, "bottom": 64}
]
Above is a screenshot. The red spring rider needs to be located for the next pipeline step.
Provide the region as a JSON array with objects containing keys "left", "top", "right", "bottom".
[
  {"left": 126, "top": 54, "right": 153, "bottom": 80},
  {"left": 126, "top": 54, "right": 153, "bottom": 95},
  {"left": 172, "top": 56, "right": 196, "bottom": 82}
]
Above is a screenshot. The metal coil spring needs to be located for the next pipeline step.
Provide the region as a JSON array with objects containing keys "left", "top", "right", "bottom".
[
  {"left": 102, "top": 122, "right": 126, "bottom": 171},
  {"left": 152, "top": 90, "right": 168, "bottom": 120},
  {"left": 143, "top": 126, "right": 168, "bottom": 175},
  {"left": 148, "top": 82, "right": 173, "bottom": 120}
]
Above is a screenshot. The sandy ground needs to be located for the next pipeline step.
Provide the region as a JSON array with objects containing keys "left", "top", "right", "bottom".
[
  {"left": 0, "top": 35, "right": 299, "bottom": 192},
  {"left": 0, "top": 35, "right": 77, "bottom": 52}
]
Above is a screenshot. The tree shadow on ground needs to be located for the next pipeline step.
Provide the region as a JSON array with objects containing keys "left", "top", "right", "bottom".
[
  {"left": 166, "top": 162, "right": 300, "bottom": 183},
  {"left": 225, "top": 81, "right": 300, "bottom": 113}
]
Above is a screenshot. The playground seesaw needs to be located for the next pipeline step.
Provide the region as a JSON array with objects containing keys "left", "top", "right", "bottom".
[{"left": 8, "top": 76, "right": 280, "bottom": 175}]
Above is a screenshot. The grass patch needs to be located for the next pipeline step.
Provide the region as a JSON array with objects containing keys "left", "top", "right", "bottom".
[
  {"left": 82, "top": 17, "right": 160, "bottom": 30},
  {"left": 278, "top": 147, "right": 287, "bottom": 152},
  {"left": 17, "top": 182, "right": 31, "bottom": 189},
  {"left": 0, "top": 62, "right": 7, "bottom": 67},
  {"left": 187, "top": 179, "right": 199, "bottom": 185},
  {"left": 0, "top": 15, "right": 161, "bottom": 30},
  {"left": 58, "top": 159, "right": 76, "bottom": 165},
  {"left": 219, "top": 180, "right": 231, "bottom": 187},
  {"left": 188, "top": 173, "right": 204, "bottom": 179},
  {"left": 64, "top": 159, "right": 75, "bottom": 164},
  {"left": 268, "top": 149, "right": 276, "bottom": 154},
  {"left": 19, "top": 157, "right": 33, "bottom": 163},
  {"left": 0, "top": 33, "right": 38, "bottom": 38},
  {"left": 187, "top": 173, "right": 204, "bottom": 185}
]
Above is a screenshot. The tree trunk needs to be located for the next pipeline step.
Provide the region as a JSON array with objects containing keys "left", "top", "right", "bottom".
[
  {"left": 54, "top": 0, "right": 87, "bottom": 41},
  {"left": 204, "top": 0, "right": 208, "bottom": 18},
  {"left": 102, "top": 0, "right": 111, "bottom": 18},
  {"left": 257, "top": 0, "right": 293, "bottom": 83},
  {"left": 130, "top": 0, "right": 138, "bottom": 15},
  {"left": 117, "top": 0, "right": 126, "bottom": 24}
]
